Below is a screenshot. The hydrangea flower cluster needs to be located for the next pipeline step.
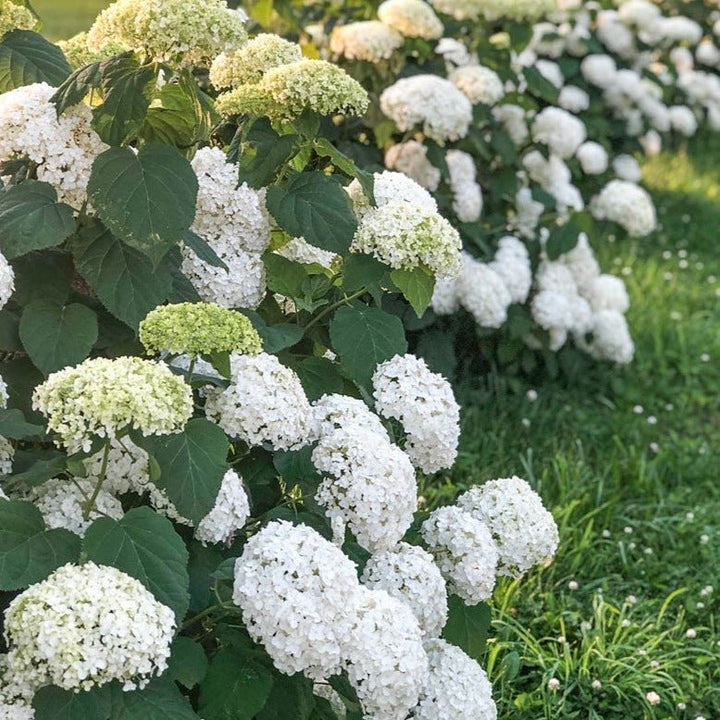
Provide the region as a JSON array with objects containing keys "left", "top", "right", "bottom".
[
  {"left": 429, "top": 0, "right": 553, "bottom": 21},
  {"left": 531, "top": 107, "right": 588, "bottom": 159},
  {"left": 312, "top": 393, "right": 388, "bottom": 440},
  {"left": 86, "top": 0, "right": 248, "bottom": 65},
  {"left": 446, "top": 149, "right": 483, "bottom": 223},
  {"left": 385, "top": 140, "right": 441, "bottom": 191},
  {"left": 0, "top": 83, "right": 107, "bottom": 208},
  {"left": 3, "top": 562, "right": 175, "bottom": 692},
  {"left": 32, "top": 357, "right": 193, "bottom": 452},
  {"left": 0, "top": 1, "right": 36, "bottom": 37},
  {"left": 372, "top": 354, "right": 460, "bottom": 474},
  {"left": 377, "top": 0, "right": 444, "bottom": 40},
  {"left": 205, "top": 352, "right": 313, "bottom": 451},
  {"left": 591, "top": 179, "right": 658, "bottom": 237},
  {"left": 195, "top": 469, "right": 251, "bottom": 545},
  {"left": 57, "top": 30, "right": 125, "bottom": 69},
  {"left": 0, "top": 251, "right": 13, "bottom": 311},
  {"left": 139, "top": 302, "right": 262, "bottom": 356},
  {"left": 329, "top": 21, "right": 404, "bottom": 63},
  {"left": 449, "top": 64, "right": 505, "bottom": 106}
]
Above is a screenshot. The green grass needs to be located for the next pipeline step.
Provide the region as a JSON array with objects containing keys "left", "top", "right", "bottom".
[
  {"left": 32, "top": 0, "right": 107, "bottom": 40},
  {"left": 432, "top": 133, "right": 720, "bottom": 719}
]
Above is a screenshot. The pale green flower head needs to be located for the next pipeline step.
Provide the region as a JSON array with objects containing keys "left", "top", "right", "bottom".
[
  {"left": 139, "top": 302, "right": 263, "bottom": 356},
  {"left": 32, "top": 357, "right": 194, "bottom": 452},
  {"left": 0, "top": 1, "right": 37, "bottom": 37},
  {"left": 210, "top": 33, "right": 303, "bottom": 89},
  {"left": 217, "top": 59, "right": 369, "bottom": 121},
  {"left": 58, "top": 32, "right": 127, "bottom": 70}
]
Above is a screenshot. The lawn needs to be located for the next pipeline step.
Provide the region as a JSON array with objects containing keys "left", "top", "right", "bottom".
[{"left": 32, "top": 0, "right": 107, "bottom": 39}]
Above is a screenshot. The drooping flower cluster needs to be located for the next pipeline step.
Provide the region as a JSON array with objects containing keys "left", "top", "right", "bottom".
[
  {"left": 0, "top": 83, "right": 107, "bottom": 208},
  {"left": 372, "top": 354, "right": 460, "bottom": 474},
  {"left": 195, "top": 469, "right": 251, "bottom": 545},
  {"left": 32, "top": 357, "right": 193, "bottom": 452},
  {"left": 329, "top": 21, "right": 404, "bottom": 63},
  {"left": 139, "top": 302, "right": 262, "bottom": 356},
  {"left": 3, "top": 562, "right": 175, "bottom": 692}
]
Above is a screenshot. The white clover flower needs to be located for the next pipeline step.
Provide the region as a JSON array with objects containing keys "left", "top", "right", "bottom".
[
  {"left": 347, "top": 170, "right": 438, "bottom": 219},
  {"left": 511, "top": 187, "right": 544, "bottom": 238},
  {"left": 558, "top": 85, "right": 590, "bottom": 114},
  {"left": 313, "top": 426, "right": 417, "bottom": 553},
  {"left": 576, "top": 141, "right": 608, "bottom": 175},
  {"left": 233, "top": 521, "right": 362, "bottom": 679},
  {"left": 414, "top": 638, "right": 497, "bottom": 719},
  {"left": 372, "top": 354, "right": 460, "bottom": 474},
  {"left": 584, "top": 274, "right": 630, "bottom": 314},
  {"left": 345, "top": 588, "right": 429, "bottom": 719},
  {"left": 591, "top": 180, "right": 657, "bottom": 237},
  {"left": 492, "top": 103, "right": 530, "bottom": 146},
  {"left": 0, "top": 83, "right": 107, "bottom": 208},
  {"left": 421, "top": 506, "right": 498, "bottom": 605},
  {"left": 29, "top": 477, "right": 124, "bottom": 537},
  {"left": 558, "top": 233, "right": 600, "bottom": 294},
  {"left": 361, "top": 543, "right": 447, "bottom": 639},
  {"left": 532, "top": 107, "right": 587, "bottom": 159},
  {"left": 380, "top": 75, "right": 472, "bottom": 144},
  {"left": 312, "top": 394, "right": 388, "bottom": 441},
  {"left": 449, "top": 65, "right": 504, "bottom": 105},
  {"left": 457, "top": 477, "right": 559, "bottom": 576},
  {"left": 4, "top": 562, "right": 175, "bottom": 692},
  {"left": 330, "top": 20, "right": 404, "bottom": 62},
  {"left": 205, "top": 352, "right": 313, "bottom": 451},
  {"left": 209, "top": 33, "right": 302, "bottom": 88},
  {"left": 457, "top": 253, "right": 512, "bottom": 328},
  {"left": 580, "top": 54, "right": 617, "bottom": 88},
  {"left": 0, "top": 252, "right": 14, "bottom": 311},
  {"left": 578, "top": 310, "right": 635, "bottom": 364},
  {"left": 195, "top": 469, "right": 250, "bottom": 545},
  {"left": 87, "top": 0, "right": 248, "bottom": 65},
  {"left": 446, "top": 150, "right": 483, "bottom": 223},
  {"left": 378, "top": 0, "right": 444, "bottom": 39},
  {"left": 32, "top": 357, "right": 193, "bottom": 453},
  {"left": 489, "top": 235, "right": 532, "bottom": 305},
  {"left": 613, "top": 154, "right": 642, "bottom": 183},
  {"left": 385, "top": 141, "right": 441, "bottom": 191}
]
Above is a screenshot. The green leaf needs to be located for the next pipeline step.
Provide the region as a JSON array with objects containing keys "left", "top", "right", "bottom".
[
  {"left": 235, "top": 119, "right": 298, "bottom": 189},
  {"left": 138, "top": 418, "right": 229, "bottom": 525},
  {"left": 167, "top": 637, "right": 209, "bottom": 689},
  {"left": 87, "top": 143, "right": 198, "bottom": 263},
  {"left": 0, "top": 499, "right": 81, "bottom": 590},
  {"left": 295, "top": 356, "right": 344, "bottom": 401},
  {"left": 0, "top": 30, "right": 70, "bottom": 91},
  {"left": 108, "top": 679, "right": 202, "bottom": 719},
  {"left": 0, "top": 181, "right": 75, "bottom": 260},
  {"left": 264, "top": 253, "right": 308, "bottom": 298},
  {"left": 11, "top": 251, "right": 73, "bottom": 306},
  {"left": 257, "top": 673, "right": 315, "bottom": 720},
  {"left": 6, "top": 449, "right": 66, "bottom": 487},
  {"left": 545, "top": 223, "right": 580, "bottom": 260},
  {"left": 313, "top": 138, "right": 375, "bottom": 203},
  {"left": 266, "top": 173, "right": 357, "bottom": 255},
  {"left": 51, "top": 58, "right": 103, "bottom": 113},
  {"left": 329, "top": 304, "right": 407, "bottom": 387},
  {"left": 389, "top": 267, "right": 435, "bottom": 317},
  {"left": 83, "top": 507, "right": 190, "bottom": 622},
  {"left": 342, "top": 254, "right": 387, "bottom": 293},
  {"left": 70, "top": 219, "right": 177, "bottom": 328},
  {"left": 184, "top": 230, "right": 227, "bottom": 270},
  {"left": 199, "top": 648, "right": 274, "bottom": 720},
  {"left": 415, "top": 329, "right": 457, "bottom": 379},
  {"left": 242, "top": 310, "right": 303, "bottom": 353},
  {"left": 522, "top": 66, "right": 560, "bottom": 104},
  {"left": 19, "top": 299, "right": 97, "bottom": 375},
  {"left": 0, "top": 408, "right": 44, "bottom": 439},
  {"left": 33, "top": 684, "right": 111, "bottom": 720},
  {"left": 441, "top": 595, "right": 491, "bottom": 661}
]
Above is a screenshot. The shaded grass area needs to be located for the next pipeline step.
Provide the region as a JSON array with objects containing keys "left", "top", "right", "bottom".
[
  {"left": 32, "top": 0, "right": 107, "bottom": 40},
  {"left": 430, "top": 133, "right": 720, "bottom": 718}
]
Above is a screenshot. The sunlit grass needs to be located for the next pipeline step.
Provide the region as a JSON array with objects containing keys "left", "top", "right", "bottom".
[{"left": 32, "top": 0, "right": 107, "bottom": 40}]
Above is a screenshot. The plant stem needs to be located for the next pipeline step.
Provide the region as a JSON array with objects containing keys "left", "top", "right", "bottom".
[
  {"left": 181, "top": 601, "right": 233, "bottom": 631},
  {"left": 303, "top": 285, "right": 370, "bottom": 335},
  {"left": 83, "top": 440, "right": 110, "bottom": 521},
  {"left": 186, "top": 355, "right": 196, "bottom": 383}
]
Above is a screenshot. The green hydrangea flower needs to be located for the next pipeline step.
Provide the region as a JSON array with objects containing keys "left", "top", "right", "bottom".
[
  {"left": 0, "top": 1, "right": 37, "bottom": 37},
  {"left": 139, "top": 302, "right": 263, "bottom": 356}
]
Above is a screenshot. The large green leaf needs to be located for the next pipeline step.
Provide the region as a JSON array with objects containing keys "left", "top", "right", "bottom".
[
  {"left": 390, "top": 267, "right": 435, "bottom": 317},
  {"left": 266, "top": 172, "right": 357, "bottom": 255},
  {"left": 0, "top": 408, "right": 44, "bottom": 439},
  {"left": 329, "top": 304, "right": 407, "bottom": 387},
  {"left": 199, "top": 649, "right": 274, "bottom": 720},
  {"left": 70, "top": 220, "right": 177, "bottom": 328},
  {"left": 0, "top": 499, "right": 81, "bottom": 590},
  {"left": 83, "top": 507, "right": 190, "bottom": 622},
  {"left": 19, "top": 299, "right": 98, "bottom": 375},
  {"left": 522, "top": 66, "right": 560, "bottom": 104},
  {"left": 234, "top": 118, "right": 298, "bottom": 189},
  {"left": 264, "top": 253, "right": 307, "bottom": 298},
  {"left": 0, "top": 30, "right": 70, "bottom": 91},
  {"left": 0, "top": 181, "right": 75, "bottom": 259},
  {"left": 256, "top": 673, "right": 316, "bottom": 720},
  {"left": 545, "top": 222, "right": 580, "bottom": 260},
  {"left": 51, "top": 58, "right": 103, "bottom": 113},
  {"left": 167, "top": 637, "right": 209, "bottom": 689},
  {"left": 87, "top": 143, "right": 198, "bottom": 263},
  {"left": 138, "top": 419, "right": 229, "bottom": 526},
  {"left": 33, "top": 685, "right": 111, "bottom": 720},
  {"left": 441, "top": 595, "right": 491, "bottom": 661},
  {"left": 295, "top": 356, "right": 344, "bottom": 401}
]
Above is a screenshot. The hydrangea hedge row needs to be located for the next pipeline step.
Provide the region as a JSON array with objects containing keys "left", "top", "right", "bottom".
[{"left": 0, "top": 0, "right": 716, "bottom": 717}]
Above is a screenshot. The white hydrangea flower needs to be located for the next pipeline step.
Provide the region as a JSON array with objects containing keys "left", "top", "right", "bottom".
[
  {"left": 312, "top": 426, "right": 417, "bottom": 553},
  {"left": 205, "top": 352, "right": 313, "bottom": 451},
  {"left": 558, "top": 233, "right": 600, "bottom": 294},
  {"left": 576, "top": 141, "right": 608, "bottom": 175},
  {"left": 533, "top": 261, "right": 592, "bottom": 335},
  {"left": 457, "top": 253, "right": 512, "bottom": 328},
  {"left": 361, "top": 543, "right": 448, "bottom": 639},
  {"left": 414, "top": 638, "right": 497, "bottom": 719},
  {"left": 579, "top": 309, "right": 635, "bottom": 364},
  {"left": 345, "top": 588, "right": 429, "bottom": 719},
  {"left": 492, "top": 103, "right": 530, "bottom": 146},
  {"left": 430, "top": 0, "right": 553, "bottom": 21},
  {"left": 489, "top": 235, "right": 532, "bottom": 304},
  {"left": 0, "top": 373, "right": 7, "bottom": 410},
  {"left": 612, "top": 154, "right": 642, "bottom": 183},
  {"left": 584, "top": 274, "right": 630, "bottom": 314},
  {"left": 511, "top": 187, "right": 544, "bottom": 238},
  {"left": 558, "top": 85, "right": 590, "bottom": 113},
  {"left": 385, "top": 141, "right": 441, "bottom": 191},
  {"left": 195, "top": 469, "right": 251, "bottom": 545},
  {"left": 0, "top": 653, "right": 37, "bottom": 707},
  {"left": 29, "top": 478, "right": 124, "bottom": 537},
  {"left": 531, "top": 107, "right": 586, "bottom": 159},
  {"left": 372, "top": 354, "right": 460, "bottom": 474},
  {"left": 656, "top": 16, "right": 702, "bottom": 44},
  {"left": 591, "top": 180, "right": 657, "bottom": 237},
  {"left": 535, "top": 59, "right": 564, "bottom": 89},
  {"left": 347, "top": 170, "right": 437, "bottom": 219},
  {"left": 312, "top": 394, "right": 388, "bottom": 441},
  {"left": 330, "top": 21, "right": 404, "bottom": 62},
  {"left": 457, "top": 477, "right": 559, "bottom": 576},
  {"left": 4, "top": 562, "right": 175, "bottom": 692},
  {"left": 0, "top": 83, "right": 107, "bottom": 208},
  {"left": 522, "top": 151, "right": 583, "bottom": 215},
  {"left": 275, "top": 237, "right": 340, "bottom": 270},
  {"left": 596, "top": 11, "right": 637, "bottom": 60},
  {"left": 378, "top": 0, "right": 444, "bottom": 39},
  {"left": 580, "top": 54, "right": 617, "bottom": 88},
  {"left": 449, "top": 65, "right": 504, "bottom": 105},
  {"left": 668, "top": 105, "right": 698, "bottom": 137},
  {"left": 0, "top": 699, "right": 34, "bottom": 719},
  {"left": 380, "top": 75, "right": 472, "bottom": 143},
  {"left": 0, "top": 252, "right": 14, "bottom": 311},
  {"left": 430, "top": 276, "right": 460, "bottom": 315},
  {"left": 421, "top": 506, "right": 498, "bottom": 605},
  {"left": 446, "top": 149, "right": 483, "bottom": 223},
  {"left": 233, "top": 521, "right": 362, "bottom": 679}
]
